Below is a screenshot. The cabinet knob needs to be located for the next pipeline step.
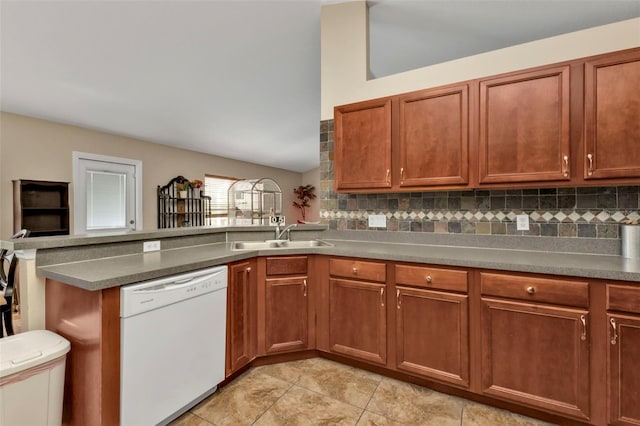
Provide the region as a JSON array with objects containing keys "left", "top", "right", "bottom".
[
  {"left": 352, "top": 267, "right": 358, "bottom": 275},
  {"left": 246, "top": 267, "right": 252, "bottom": 273},
  {"left": 426, "top": 275, "right": 433, "bottom": 283},
  {"left": 526, "top": 286, "right": 535, "bottom": 294}
]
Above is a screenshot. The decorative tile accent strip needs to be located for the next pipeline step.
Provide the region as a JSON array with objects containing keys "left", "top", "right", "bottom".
[{"left": 319, "top": 119, "right": 639, "bottom": 239}]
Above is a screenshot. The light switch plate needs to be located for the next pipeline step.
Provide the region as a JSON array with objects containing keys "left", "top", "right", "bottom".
[
  {"left": 368, "top": 214, "right": 387, "bottom": 228},
  {"left": 143, "top": 240, "right": 161, "bottom": 252},
  {"left": 516, "top": 214, "right": 530, "bottom": 231}
]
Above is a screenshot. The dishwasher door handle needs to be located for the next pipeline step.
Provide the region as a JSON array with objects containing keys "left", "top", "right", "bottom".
[
  {"left": 132, "top": 279, "right": 195, "bottom": 293},
  {"left": 131, "top": 273, "right": 215, "bottom": 294}
]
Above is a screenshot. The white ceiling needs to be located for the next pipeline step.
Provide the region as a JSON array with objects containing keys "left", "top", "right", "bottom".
[
  {"left": 369, "top": 1, "right": 640, "bottom": 78},
  {"left": 2, "top": 1, "right": 639, "bottom": 173}
]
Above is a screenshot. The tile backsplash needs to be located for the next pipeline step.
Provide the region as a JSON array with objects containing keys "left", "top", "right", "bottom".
[{"left": 319, "top": 119, "right": 640, "bottom": 239}]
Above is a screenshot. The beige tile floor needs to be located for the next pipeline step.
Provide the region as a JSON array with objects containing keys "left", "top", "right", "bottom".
[{"left": 171, "top": 357, "right": 556, "bottom": 426}]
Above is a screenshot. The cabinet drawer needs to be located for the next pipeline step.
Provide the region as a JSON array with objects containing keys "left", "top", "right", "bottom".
[
  {"left": 480, "top": 272, "right": 588, "bottom": 308},
  {"left": 329, "top": 258, "right": 386, "bottom": 282},
  {"left": 395, "top": 264, "right": 468, "bottom": 293},
  {"left": 266, "top": 256, "right": 307, "bottom": 276},
  {"left": 607, "top": 284, "right": 640, "bottom": 314}
]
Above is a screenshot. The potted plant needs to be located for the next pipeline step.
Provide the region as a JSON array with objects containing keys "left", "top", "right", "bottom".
[
  {"left": 176, "top": 181, "right": 190, "bottom": 198},
  {"left": 292, "top": 184, "right": 316, "bottom": 224},
  {"left": 190, "top": 179, "right": 204, "bottom": 198}
]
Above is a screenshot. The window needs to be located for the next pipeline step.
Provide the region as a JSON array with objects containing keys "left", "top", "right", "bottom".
[{"left": 204, "top": 175, "right": 238, "bottom": 226}]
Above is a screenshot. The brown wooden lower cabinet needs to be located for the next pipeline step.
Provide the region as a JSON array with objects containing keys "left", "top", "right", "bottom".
[
  {"left": 607, "top": 314, "right": 640, "bottom": 426},
  {"left": 329, "top": 278, "right": 387, "bottom": 365},
  {"left": 226, "top": 259, "right": 257, "bottom": 377},
  {"left": 258, "top": 256, "right": 310, "bottom": 355},
  {"left": 480, "top": 298, "right": 590, "bottom": 420},
  {"left": 606, "top": 281, "right": 640, "bottom": 426},
  {"left": 264, "top": 276, "right": 309, "bottom": 353},
  {"left": 395, "top": 286, "right": 469, "bottom": 387}
]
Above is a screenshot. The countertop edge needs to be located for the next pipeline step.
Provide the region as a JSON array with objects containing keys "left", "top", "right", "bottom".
[{"left": 37, "top": 240, "right": 640, "bottom": 291}]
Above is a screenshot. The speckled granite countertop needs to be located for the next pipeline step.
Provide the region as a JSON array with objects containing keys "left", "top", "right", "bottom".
[{"left": 38, "top": 239, "right": 640, "bottom": 291}]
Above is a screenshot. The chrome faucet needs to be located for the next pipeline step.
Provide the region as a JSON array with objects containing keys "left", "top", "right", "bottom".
[{"left": 275, "top": 223, "right": 298, "bottom": 240}]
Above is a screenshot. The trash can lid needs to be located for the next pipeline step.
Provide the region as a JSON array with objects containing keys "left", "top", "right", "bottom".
[{"left": 0, "top": 330, "right": 71, "bottom": 378}]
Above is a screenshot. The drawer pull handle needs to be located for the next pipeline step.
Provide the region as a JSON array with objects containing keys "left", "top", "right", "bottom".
[
  {"left": 526, "top": 286, "right": 535, "bottom": 295},
  {"left": 396, "top": 289, "right": 401, "bottom": 309},
  {"left": 580, "top": 315, "right": 587, "bottom": 341},
  {"left": 610, "top": 318, "right": 617, "bottom": 345},
  {"left": 352, "top": 267, "right": 358, "bottom": 275},
  {"left": 426, "top": 275, "right": 433, "bottom": 284},
  {"left": 563, "top": 155, "right": 569, "bottom": 177},
  {"left": 303, "top": 279, "right": 307, "bottom": 297},
  {"left": 380, "top": 287, "right": 385, "bottom": 306},
  {"left": 587, "top": 153, "right": 594, "bottom": 176}
]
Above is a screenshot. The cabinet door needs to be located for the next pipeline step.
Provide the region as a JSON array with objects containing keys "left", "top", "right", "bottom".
[
  {"left": 399, "top": 85, "right": 469, "bottom": 187},
  {"left": 479, "top": 66, "right": 571, "bottom": 184},
  {"left": 264, "top": 276, "right": 308, "bottom": 354},
  {"left": 226, "top": 260, "right": 256, "bottom": 377},
  {"left": 481, "top": 298, "right": 590, "bottom": 420},
  {"left": 329, "top": 278, "right": 387, "bottom": 365},
  {"left": 334, "top": 98, "right": 392, "bottom": 191},
  {"left": 608, "top": 314, "right": 640, "bottom": 426},
  {"left": 585, "top": 50, "right": 640, "bottom": 179},
  {"left": 396, "top": 287, "right": 469, "bottom": 387}
]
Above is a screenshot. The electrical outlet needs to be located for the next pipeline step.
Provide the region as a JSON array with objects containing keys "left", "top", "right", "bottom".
[
  {"left": 143, "top": 240, "right": 161, "bottom": 252},
  {"left": 368, "top": 214, "right": 387, "bottom": 228},
  {"left": 516, "top": 214, "right": 530, "bottom": 231}
]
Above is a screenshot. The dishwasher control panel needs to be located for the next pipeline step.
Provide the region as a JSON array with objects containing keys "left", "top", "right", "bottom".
[{"left": 120, "top": 266, "right": 227, "bottom": 317}]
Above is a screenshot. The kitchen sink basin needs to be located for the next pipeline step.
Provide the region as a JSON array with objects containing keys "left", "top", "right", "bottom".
[{"left": 231, "top": 240, "right": 333, "bottom": 251}]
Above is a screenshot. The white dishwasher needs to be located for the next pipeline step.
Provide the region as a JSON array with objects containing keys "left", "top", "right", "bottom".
[{"left": 120, "top": 265, "right": 227, "bottom": 426}]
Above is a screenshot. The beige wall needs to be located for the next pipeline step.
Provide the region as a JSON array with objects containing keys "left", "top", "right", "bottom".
[
  {"left": 0, "top": 112, "right": 305, "bottom": 239},
  {"left": 321, "top": 1, "right": 640, "bottom": 119}
]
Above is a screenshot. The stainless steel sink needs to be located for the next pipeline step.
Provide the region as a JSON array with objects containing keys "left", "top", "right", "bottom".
[{"left": 231, "top": 240, "right": 333, "bottom": 251}]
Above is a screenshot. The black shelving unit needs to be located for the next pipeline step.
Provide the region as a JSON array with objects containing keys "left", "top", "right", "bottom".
[
  {"left": 13, "top": 179, "right": 70, "bottom": 237},
  {"left": 157, "top": 176, "right": 211, "bottom": 228}
]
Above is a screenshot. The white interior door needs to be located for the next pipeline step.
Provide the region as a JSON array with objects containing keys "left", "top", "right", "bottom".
[{"left": 73, "top": 153, "right": 142, "bottom": 234}]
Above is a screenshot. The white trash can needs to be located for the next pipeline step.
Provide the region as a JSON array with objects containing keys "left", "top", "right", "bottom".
[{"left": 0, "top": 330, "right": 71, "bottom": 426}]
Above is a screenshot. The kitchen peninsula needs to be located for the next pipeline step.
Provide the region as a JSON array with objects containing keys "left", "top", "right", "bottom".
[{"left": 3, "top": 225, "right": 640, "bottom": 425}]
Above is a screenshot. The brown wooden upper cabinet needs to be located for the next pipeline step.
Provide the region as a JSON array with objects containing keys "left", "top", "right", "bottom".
[
  {"left": 584, "top": 49, "right": 640, "bottom": 180},
  {"left": 398, "top": 84, "right": 469, "bottom": 187},
  {"left": 334, "top": 98, "right": 392, "bottom": 191},
  {"left": 478, "top": 65, "right": 571, "bottom": 184},
  {"left": 333, "top": 48, "right": 640, "bottom": 193}
]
